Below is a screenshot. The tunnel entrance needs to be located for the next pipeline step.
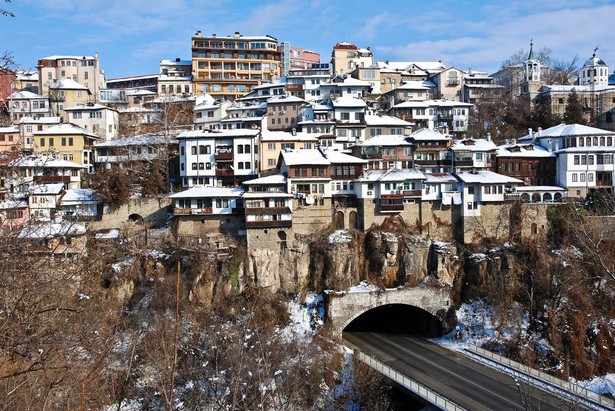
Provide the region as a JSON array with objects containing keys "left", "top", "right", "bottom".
[{"left": 343, "top": 304, "right": 443, "bottom": 337}]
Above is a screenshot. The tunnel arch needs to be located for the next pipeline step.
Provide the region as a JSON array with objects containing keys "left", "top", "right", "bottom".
[
  {"left": 128, "top": 213, "right": 144, "bottom": 224},
  {"left": 342, "top": 304, "right": 443, "bottom": 338}
]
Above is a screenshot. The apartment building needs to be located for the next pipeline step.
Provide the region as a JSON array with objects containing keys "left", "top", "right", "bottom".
[
  {"left": 330, "top": 42, "right": 373, "bottom": 76},
  {"left": 191, "top": 31, "right": 282, "bottom": 101},
  {"left": 158, "top": 58, "right": 193, "bottom": 96}
]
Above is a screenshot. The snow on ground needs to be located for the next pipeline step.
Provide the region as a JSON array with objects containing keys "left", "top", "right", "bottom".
[
  {"left": 347, "top": 281, "right": 379, "bottom": 293},
  {"left": 278, "top": 292, "right": 325, "bottom": 340},
  {"left": 575, "top": 374, "right": 615, "bottom": 396}
]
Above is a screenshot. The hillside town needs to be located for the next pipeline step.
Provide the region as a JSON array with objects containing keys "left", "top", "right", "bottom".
[
  {"left": 0, "top": 34, "right": 614, "bottom": 253},
  {"left": 3, "top": 25, "right": 615, "bottom": 410}
]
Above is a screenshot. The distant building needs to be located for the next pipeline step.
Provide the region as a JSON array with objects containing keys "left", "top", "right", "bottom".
[
  {"left": 191, "top": 31, "right": 282, "bottom": 101},
  {"left": 158, "top": 58, "right": 193, "bottom": 96},
  {"left": 37, "top": 54, "right": 105, "bottom": 99},
  {"left": 330, "top": 42, "right": 374, "bottom": 77},
  {"left": 281, "top": 42, "right": 320, "bottom": 76}
]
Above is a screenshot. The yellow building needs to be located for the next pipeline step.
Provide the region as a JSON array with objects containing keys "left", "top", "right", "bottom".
[
  {"left": 33, "top": 123, "right": 99, "bottom": 172},
  {"left": 259, "top": 130, "right": 318, "bottom": 174},
  {"left": 191, "top": 31, "right": 282, "bottom": 101}
]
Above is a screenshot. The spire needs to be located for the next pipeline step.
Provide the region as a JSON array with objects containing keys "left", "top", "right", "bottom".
[{"left": 527, "top": 39, "right": 536, "bottom": 61}]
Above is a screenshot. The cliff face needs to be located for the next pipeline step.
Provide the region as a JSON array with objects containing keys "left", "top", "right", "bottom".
[{"left": 246, "top": 217, "right": 461, "bottom": 294}]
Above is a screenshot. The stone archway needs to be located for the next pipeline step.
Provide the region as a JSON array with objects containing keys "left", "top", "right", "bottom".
[
  {"left": 128, "top": 213, "right": 144, "bottom": 224},
  {"left": 277, "top": 230, "right": 287, "bottom": 250},
  {"left": 334, "top": 211, "right": 345, "bottom": 230},
  {"left": 543, "top": 192, "right": 552, "bottom": 202},
  {"left": 520, "top": 193, "right": 530, "bottom": 203},
  {"left": 532, "top": 193, "right": 541, "bottom": 203}
]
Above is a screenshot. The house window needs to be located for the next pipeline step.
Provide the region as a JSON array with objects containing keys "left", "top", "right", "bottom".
[
  {"left": 61, "top": 137, "right": 66, "bottom": 146},
  {"left": 192, "top": 163, "right": 197, "bottom": 170},
  {"left": 267, "top": 143, "right": 276, "bottom": 150},
  {"left": 268, "top": 158, "right": 276, "bottom": 166},
  {"left": 69, "top": 137, "right": 73, "bottom": 146},
  {"left": 49, "top": 138, "right": 54, "bottom": 146},
  {"left": 572, "top": 173, "right": 578, "bottom": 182},
  {"left": 340, "top": 113, "right": 350, "bottom": 120}
]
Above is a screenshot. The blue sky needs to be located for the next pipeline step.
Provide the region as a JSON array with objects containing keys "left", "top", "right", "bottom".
[{"left": 3, "top": 0, "right": 615, "bottom": 79}]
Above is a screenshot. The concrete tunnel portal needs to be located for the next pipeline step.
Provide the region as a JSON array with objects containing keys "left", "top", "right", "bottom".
[{"left": 342, "top": 304, "right": 444, "bottom": 338}]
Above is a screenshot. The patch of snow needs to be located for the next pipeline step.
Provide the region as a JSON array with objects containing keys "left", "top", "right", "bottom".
[
  {"left": 112, "top": 257, "right": 135, "bottom": 273},
  {"left": 279, "top": 292, "right": 325, "bottom": 340},
  {"left": 575, "top": 374, "right": 615, "bottom": 396},
  {"left": 469, "top": 253, "right": 487, "bottom": 263},
  {"left": 329, "top": 229, "right": 352, "bottom": 244},
  {"left": 347, "top": 281, "right": 379, "bottom": 293},
  {"left": 94, "top": 229, "right": 120, "bottom": 239}
]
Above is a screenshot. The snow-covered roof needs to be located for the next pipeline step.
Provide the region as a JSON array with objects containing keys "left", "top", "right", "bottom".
[
  {"left": 95, "top": 134, "right": 167, "bottom": 148},
  {"left": 260, "top": 130, "right": 317, "bottom": 142},
  {"left": 49, "top": 79, "right": 89, "bottom": 91},
  {"left": 178, "top": 129, "right": 260, "bottom": 139},
  {"left": 357, "top": 168, "right": 426, "bottom": 182},
  {"left": 395, "top": 80, "right": 436, "bottom": 90},
  {"left": 8, "top": 90, "right": 46, "bottom": 99},
  {"left": 424, "top": 173, "right": 458, "bottom": 184},
  {"left": 326, "top": 150, "right": 367, "bottom": 164},
  {"left": 160, "top": 59, "right": 191, "bottom": 66},
  {"left": 0, "top": 200, "right": 27, "bottom": 210},
  {"left": 409, "top": 128, "right": 452, "bottom": 141},
  {"left": 63, "top": 103, "right": 116, "bottom": 112},
  {"left": 496, "top": 143, "right": 554, "bottom": 158},
  {"left": 364, "top": 114, "right": 411, "bottom": 127},
  {"left": 33, "top": 123, "right": 99, "bottom": 139},
  {"left": 242, "top": 191, "right": 292, "bottom": 199},
  {"left": 331, "top": 96, "right": 367, "bottom": 108},
  {"left": 455, "top": 170, "right": 523, "bottom": 185},
  {"left": 169, "top": 187, "right": 244, "bottom": 199},
  {"left": 519, "top": 123, "right": 615, "bottom": 140},
  {"left": 40, "top": 54, "right": 97, "bottom": 60},
  {"left": 358, "top": 134, "right": 412, "bottom": 147},
  {"left": 242, "top": 174, "right": 287, "bottom": 185},
  {"left": 29, "top": 183, "right": 65, "bottom": 195},
  {"left": 9, "top": 155, "right": 86, "bottom": 169},
  {"left": 125, "top": 89, "right": 157, "bottom": 96},
  {"left": 18, "top": 221, "right": 86, "bottom": 239},
  {"left": 0, "top": 125, "right": 19, "bottom": 133},
  {"left": 267, "top": 95, "right": 306, "bottom": 104},
  {"left": 450, "top": 138, "right": 497, "bottom": 152},
  {"left": 19, "top": 116, "right": 61, "bottom": 125},
  {"left": 281, "top": 149, "right": 329, "bottom": 166},
  {"left": 391, "top": 101, "right": 429, "bottom": 109},
  {"left": 310, "top": 102, "right": 332, "bottom": 111},
  {"left": 60, "top": 189, "right": 98, "bottom": 203}
]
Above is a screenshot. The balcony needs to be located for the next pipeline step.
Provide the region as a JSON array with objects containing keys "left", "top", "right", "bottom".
[
  {"left": 34, "top": 175, "right": 71, "bottom": 184},
  {"left": 215, "top": 168, "right": 234, "bottom": 177},
  {"left": 174, "top": 207, "right": 213, "bottom": 215},
  {"left": 215, "top": 151, "right": 233, "bottom": 161},
  {"left": 245, "top": 206, "right": 291, "bottom": 215},
  {"left": 379, "top": 203, "right": 404, "bottom": 212},
  {"left": 403, "top": 190, "right": 422, "bottom": 198},
  {"left": 246, "top": 219, "right": 292, "bottom": 229}
]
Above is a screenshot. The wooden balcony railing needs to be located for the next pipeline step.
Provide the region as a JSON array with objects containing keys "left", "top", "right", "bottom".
[
  {"left": 215, "top": 169, "right": 234, "bottom": 177},
  {"left": 246, "top": 220, "right": 292, "bottom": 229},
  {"left": 379, "top": 203, "right": 404, "bottom": 212},
  {"left": 173, "top": 207, "right": 213, "bottom": 215}
]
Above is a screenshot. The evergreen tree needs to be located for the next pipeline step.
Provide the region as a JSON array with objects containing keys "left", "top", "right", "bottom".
[
  {"left": 563, "top": 90, "right": 586, "bottom": 125},
  {"left": 531, "top": 97, "right": 560, "bottom": 129}
]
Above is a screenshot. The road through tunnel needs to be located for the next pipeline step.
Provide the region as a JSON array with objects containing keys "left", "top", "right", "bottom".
[{"left": 343, "top": 304, "right": 443, "bottom": 338}]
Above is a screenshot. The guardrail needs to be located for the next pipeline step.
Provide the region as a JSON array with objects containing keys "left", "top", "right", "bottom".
[
  {"left": 466, "top": 345, "right": 615, "bottom": 411},
  {"left": 347, "top": 343, "right": 467, "bottom": 411}
]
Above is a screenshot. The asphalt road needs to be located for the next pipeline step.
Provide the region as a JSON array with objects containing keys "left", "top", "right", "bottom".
[{"left": 344, "top": 331, "right": 586, "bottom": 411}]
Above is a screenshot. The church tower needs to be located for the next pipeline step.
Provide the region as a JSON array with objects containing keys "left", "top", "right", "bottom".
[
  {"left": 520, "top": 40, "right": 544, "bottom": 106},
  {"left": 580, "top": 47, "right": 609, "bottom": 88}
]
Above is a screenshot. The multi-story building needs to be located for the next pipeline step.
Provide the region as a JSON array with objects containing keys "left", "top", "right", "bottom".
[
  {"left": 194, "top": 94, "right": 231, "bottom": 131},
  {"left": 518, "top": 123, "right": 615, "bottom": 197},
  {"left": 259, "top": 129, "right": 317, "bottom": 174},
  {"left": 37, "top": 54, "right": 105, "bottom": 98},
  {"left": 48, "top": 79, "right": 92, "bottom": 119},
  {"left": 63, "top": 103, "right": 119, "bottom": 142},
  {"left": 364, "top": 113, "right": 411, "bottom": 138},
  {"left": 191, "top": 31, "right": 282, "bottom": 101},
  {"left": 430, "top": 66, "right": 465, "bottom": 101},
  {"left": 4, "top": 155, "right": 85, "bottom": 195},
  {"left": 287, "top": 63, "right": 331, "bottom": 101},
  {"left": 449, "top": 137, "right": 497, "bottom": 172},
  {"left": 6, "top": 90, "right": 50, "bottom": 123},
  {"left": 280, "top": 43, "right": 320, "bottom": 75},
  {"left": 495, "top": 140, "right": 556, "bottom": 186},
  {"left": 18, "top": 116, "right": 62, "bottom": 152},
  {"left": 351, "top": 134, "right": 414, "bottom": 171},
  {"left": 406, "top": 128, "right": 453, "bottom": 173},
  {"left": 158, "top": 58, "right": 193, "bottom": 96},
  {"left": 0, "top": 125, "right": 20, "bottom": 155},
  {"left": 0, "top": 68, "right": 16, "bottom": 109},
  {"left": 387, "top": 99, "right": 473, "bottom": 134},
  {"left": 105, "top": 74, "right": 158, "bottom": 92},
  {"left": 178, "top": 128, "right": 260, "bottom": 188},
  {"left": 266, "top": 95, "right": 307, "bottom": 131},
  {"left": 330, "top": 42, "right": 373, "bottom": 76},
  {"left": 331, "top": 96, "right": 367, "bottom": 150},
  {"left": 32, "top": 123, "right": 99, "bottom": 172},
  {"left": 461, "top": 70, "right": 505, "bottom": 104}
]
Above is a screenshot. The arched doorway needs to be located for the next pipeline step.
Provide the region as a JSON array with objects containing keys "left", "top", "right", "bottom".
[
  {"left": 554, "top": 192, "right": 562, "bottom": 202},
  {"left": 349, "top": 210, "right": 358, "bottom": 229},
  {"left": 334, "top": 211, "right": 345, "bottom": 230},
  {"left": 520, "top": 193, "right": 530, "bottom": 203},
  {"left": 531, "top": 193, "right": 541, "bottom": 203},
  {"left": 543, "top": 193, "right": 552, "bottom": 202}
]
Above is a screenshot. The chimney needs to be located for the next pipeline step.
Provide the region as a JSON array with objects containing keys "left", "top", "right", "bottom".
[
  {"left": 195, "top": 31, "right": 202, "bottom": 37},
  {"left": 234, "top": 31, "right": 241, "bottom": 38},
  {"left": 538, "top": 127, "right": 542, "bottom": 136},
  {"left": 486, "top": 132, "right": 491, "bottom": 141}
]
